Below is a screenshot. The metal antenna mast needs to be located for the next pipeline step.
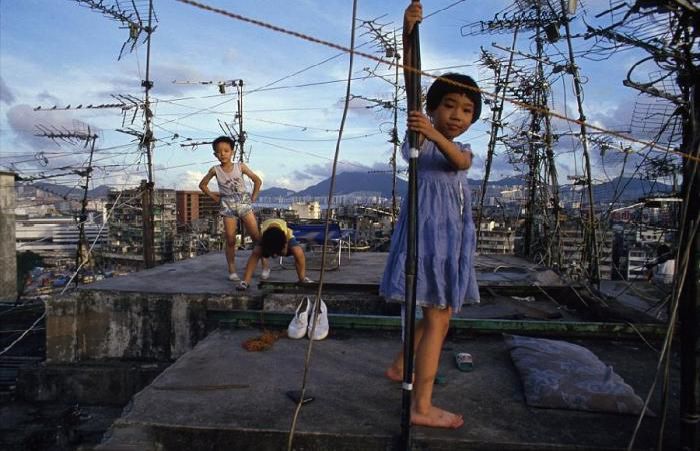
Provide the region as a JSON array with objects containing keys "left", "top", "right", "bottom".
[
  {"left": 476, "top": 30, "right": 518, "bottom": 243},
  {"left": 73, "top": 0, "right": 158, "bottom": 267},
  {"left": 34, "top": 127, "right": 99, "bottom": 280},
  {"left": 559, "top": 0, "right": 600, "bottom": 285},
  {"left": 357, "top": 17, "right": 404, "bottom": 231},
  {"left": 586, "top": 2, "right": 699, "bottom": 449}
]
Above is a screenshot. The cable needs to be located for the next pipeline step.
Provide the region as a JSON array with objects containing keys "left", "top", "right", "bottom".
[
  {"left": 287, "top": 2, "right": 357, "bottom": 449},
  {"left": 246, "top": 130, "right": 382, "bottom": 143},
  {"left": 175, "top": 0, "right": 699, "bottom": 164}
]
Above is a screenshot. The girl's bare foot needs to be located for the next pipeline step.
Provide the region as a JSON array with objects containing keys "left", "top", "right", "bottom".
[
  {"left": 411, "top": 405, "right": 464, "bottom": 429},
  {"left": 385, "top": 366, "right": 416, "bottom": 383},
  {"left": 384, "top": 365, "right": 403, "bottom": 382}
]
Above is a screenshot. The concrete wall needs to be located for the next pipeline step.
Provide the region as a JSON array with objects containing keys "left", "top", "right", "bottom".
[
  {"left": 0, "top": 172, "right": 17, "bottom": 300},
  {"left": 46, "top": 291, "right": 218, "bottom": 363}
]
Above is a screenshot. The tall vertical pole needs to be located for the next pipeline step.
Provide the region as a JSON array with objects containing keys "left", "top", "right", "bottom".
[
  {"left": 477, "top": 28, "right": 518, "bottom": 242},
  {"left": 76, "top": 134, "right": 96, "bottom": 277},
  {"left": 560, "top": 0, "right": 600, "bottom": 285},
  {"left": 543, "top": 100, "right": 562, "bottom": 268},
  {"left": 237, "top": 80, "right": 245, "bottom": 162},
  {"left": 537, "top": 17, "right": 560, "bottom": 269},
  {"left": 401, "top": 1, "right": 421, "bottom": 448},
  {"left": 523, "top": 6, "right": 545, "bottom": 259},
  {"left": 679, "top": 58, "right": 699, "bottom": 451},
  {"left": 142, "top": 0, "right": 155, "bottom": 268},
  {"left": 391, "top": 30, "right": 400, "bottom": 233}
]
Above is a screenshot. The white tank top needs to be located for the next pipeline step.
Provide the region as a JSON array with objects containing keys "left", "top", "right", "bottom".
[{"left": 213, "top": 163, "right": 245, "bottom": 196}]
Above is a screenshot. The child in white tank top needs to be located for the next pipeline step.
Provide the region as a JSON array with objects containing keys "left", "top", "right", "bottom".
[{"left": 199, "top": 136, "right": 269, "bottom": 281}]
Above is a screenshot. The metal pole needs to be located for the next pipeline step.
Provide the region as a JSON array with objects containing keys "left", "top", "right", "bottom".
[
  {"left": 477, "top": 28, "right": 518, "bottom": 242},
  {"left": 76, "top": 134, "right": 96, "bottom": 279},
  {"left": 401, "top": 1, "right": 421, "bottom": 448},
  {"left": 560, "top": 0, "right": 600, "bottom": 285},
  {"left": 142, "top": 0, "right": 156, "bottom": 268},
  {"left": 391, "top": 30, "right": 400, "bottom": 233},
  {"left": 237, "top": 80, "right": 245, "bottom": 162},
  {"left": 679, "top": 62, "right": 699, "bottom": 451}
]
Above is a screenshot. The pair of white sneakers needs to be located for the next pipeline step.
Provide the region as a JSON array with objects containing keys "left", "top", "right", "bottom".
[{"left": 287, "top": 297, "right": 329, "bottom": 340}]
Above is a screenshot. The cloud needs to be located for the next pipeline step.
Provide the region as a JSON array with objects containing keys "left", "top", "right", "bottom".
[
  {"left": 290, "top": 158, "right": 372, "bottom": 183},
  {"left": 342, "top": 95, "right": 389, "bottom": 120},
  {"left": 270, "top": 176, "right": 307, "bottom": 191},
  {"left": 5, "top": 103, "right": 102, "bottom": 169},
  {"left": 151, "top": 63, "right": 210, "bottom": 96},
  {"left": 175, "top": 170, "right": 206, "bottom": 190},
  {"left": 0, "top": 76, "right": 15, "bottom": 105},
  {"left": 99, "top": 63, "right": 209, "bottom": 98},
  {"left": 291, "top": 163, "right": 329, "bottom": 181},
  {"left": 36, "top": 91, "right": 60, "bottom": 105}
]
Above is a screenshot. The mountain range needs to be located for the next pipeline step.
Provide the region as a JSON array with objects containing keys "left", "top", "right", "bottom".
[
  {"left": 260, "top": 172, "right": 673, "bottom": 204},
  {"left": 26, "top": 173, "right": 673, "bottom": 205},
  {"left": 31, "top": 182, "right": 113, "bottom": 200}
]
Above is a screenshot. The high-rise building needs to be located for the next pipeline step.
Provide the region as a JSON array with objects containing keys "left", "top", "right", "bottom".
[
  {"left": 104, "top": 185, "right": 177, "bottom": 266},
  {"left": 175, "top": 191, "right": 219, "bottom": 225}
]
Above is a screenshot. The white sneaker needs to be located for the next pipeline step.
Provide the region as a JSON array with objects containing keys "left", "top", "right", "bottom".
[
  {"left": 228, "top": 272, "right": 240, "bottom": 281},
  {"left": 261, "top": 268, "right": 271, "bottom": 281},
  {"left": 287, "top": 297, "right": 311, "bottom": 339},
  {"left": 297, "top": 276, "right": 314, "bottom": 285},
  {"left": 307, "top": 299, "right": 329, "bottom": 341}
]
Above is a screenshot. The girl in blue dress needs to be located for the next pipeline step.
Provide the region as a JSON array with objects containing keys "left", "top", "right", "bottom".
[{"left": 380, "top": 1, "right": 481, "bottom": 430}]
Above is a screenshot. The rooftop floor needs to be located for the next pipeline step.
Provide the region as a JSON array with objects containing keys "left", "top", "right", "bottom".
[
  {"left": 68, "top": 251, "right": 681, "bottom": 450},
  {"left": 98, "top": 328, "right": 679, "bottom": 450},
  {"left": 88, "top": 251, "right": 566, "bottom": 295}
]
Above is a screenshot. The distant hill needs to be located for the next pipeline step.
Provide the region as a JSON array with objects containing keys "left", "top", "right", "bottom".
[
  {"left": 259, "top": 187, "right": 297, "bottom": 197},
  {"left": 485, "top": 175, "right": 526, "bottom": 186},
  {"left": 32, "top": 182, "right": 112, "bottom": 200},
  {"left": 295, "top": 172, "right": 408, "bottom": 197},
  {"left": 560, "top": 176, "right": 673, "bottom": 204}
]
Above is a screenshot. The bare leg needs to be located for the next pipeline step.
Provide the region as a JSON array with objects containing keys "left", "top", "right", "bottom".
[
  {"left": 242, "top": 246, "right": 263, "bottom": 285},
  {"left": 411, "top": 306, "right": 463, "bottom": 429},
  {"left": 289, "top": 245, "right": 306, "bottom": 282},
  {"left": 223, "top": 216, "right": 238, "bottom": 275},
  {"left": 385, "top": 319, "right": 424, "bottom": 382},
  {"left": 240, "top": 212, "right": 269, "bottom": 271}
]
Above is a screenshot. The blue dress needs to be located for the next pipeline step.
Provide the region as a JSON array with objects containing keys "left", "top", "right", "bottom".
[{"left": 379, "top": 138, "right": 480, "bottom": 313}]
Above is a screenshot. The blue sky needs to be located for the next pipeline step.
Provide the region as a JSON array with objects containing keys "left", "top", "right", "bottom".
[{"left": 1, "top": 0, "right": 661, "bottom": 193}]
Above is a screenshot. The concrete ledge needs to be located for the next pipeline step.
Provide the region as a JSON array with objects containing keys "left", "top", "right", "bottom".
[
  {"left": 263, "top": 292, "right": 401, "bottom": 315},
  {"left": 101, "top": 422, "right": 642, "bottom": 451},
  {"left": 214, "top": 310, "right": 670, "bottom": 340},
  {"left": 47, "top": 291, "right": 212, "bottom": 363}
]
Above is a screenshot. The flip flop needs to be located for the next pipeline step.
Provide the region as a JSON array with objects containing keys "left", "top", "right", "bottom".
[
  {"left": 434, "top": 373, "right": 447, "bottom": 386},
  {"left": 454, "top": 352, "right": 474, "bottom": 372}
]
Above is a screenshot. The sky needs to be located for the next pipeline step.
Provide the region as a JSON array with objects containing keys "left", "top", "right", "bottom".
[{"left": 0, "top": 0, "right": 670, "bottom": 194}]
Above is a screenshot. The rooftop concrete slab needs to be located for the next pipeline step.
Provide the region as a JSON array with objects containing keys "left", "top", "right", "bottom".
[
  {"left": 85, "top": 252, "right": 566, "bottom": 295},
  {"left": 98, "top": 328, "right": 679, "bottom": 451}
]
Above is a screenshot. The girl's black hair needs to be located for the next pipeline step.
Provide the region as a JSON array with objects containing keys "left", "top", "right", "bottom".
[
  {"left": 212, "top": 136, "right": 235, "bottom": 151},
  {"left": 261, "top": 228, "right": 287, "bottom": 258},
  {"left": 425, "top": 73, "right": 482, "bottom": 123}
]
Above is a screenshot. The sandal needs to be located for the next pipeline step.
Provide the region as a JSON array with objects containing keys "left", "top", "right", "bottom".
[
  {"left": 236, "top": 281, "right": 249, "bottom": 291},
  {"left": 454, "top": 352, "right": 474, "bottom": 372}
]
